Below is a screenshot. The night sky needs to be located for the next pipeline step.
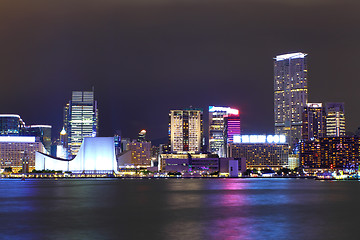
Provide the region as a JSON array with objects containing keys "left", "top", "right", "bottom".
[{"left": 0, "top": 0, "right": 359, "bottom": 142}]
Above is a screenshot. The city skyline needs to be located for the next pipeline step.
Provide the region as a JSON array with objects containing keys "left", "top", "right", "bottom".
[{"left": 0, "top": 0, "right": 359, "bottom": 141}]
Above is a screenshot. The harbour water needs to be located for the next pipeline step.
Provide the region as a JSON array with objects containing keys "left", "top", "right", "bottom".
[{"left": 0, "top": 178, "right": 359, "bottom": 240}]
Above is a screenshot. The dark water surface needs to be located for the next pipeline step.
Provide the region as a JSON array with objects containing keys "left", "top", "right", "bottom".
[{"left": 1, "top": 178, "right": 360, "bottom": 240}]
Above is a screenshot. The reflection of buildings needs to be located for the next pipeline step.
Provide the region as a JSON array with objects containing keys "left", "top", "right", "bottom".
[
  {"left": 229, "top": 135, "right": 289, "bottom": 170},
  {"left": 302, "top": 103, "right": 326, "bottom": 141},
  {"left": 209, "top": 106, "right": 240, "bottom": 157},
  {"left": 274, "top": 52, "right": 308, "bottom": 147},
  {"left": 169, "top": 109, "right": 204, "bottom": 153},
  {"left": 326, "top": 102, "right": 345, "bottom": 137},
  {"left": 300, "top": 136, "right": 359, "bottom": 169},
  {"left": 0, "top": 136, "right": 46, "bottom": 173},
  {"left": 64, "top": 90, "right": 98, "bottom": 158}
]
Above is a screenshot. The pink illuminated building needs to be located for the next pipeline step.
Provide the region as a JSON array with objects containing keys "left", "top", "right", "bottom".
[
  {"left": 209, "top": 106, "right": 240, "bottom": 157},
  {"left": 225, "top": 114, "right": 241, "bottom": 143}
]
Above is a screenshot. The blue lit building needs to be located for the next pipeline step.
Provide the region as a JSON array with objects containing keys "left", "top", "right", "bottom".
[{"left": 0, "top": 114, "right": 25, "bottom": 136}]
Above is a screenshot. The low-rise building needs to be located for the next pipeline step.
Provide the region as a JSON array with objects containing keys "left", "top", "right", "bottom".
[
  {"left": 229, "top": 135, "right": 289, "bottom": 170},
  {"left": 161, "top": 155, "right": 246, "bottom": 176},
  {"left": 300, "top": 136, "right": 360, "bottom": 169},
  {"left": 0, "top": 136, "right": 46, "bottom": 173},
  {"left": 128, "top": 141, "right": 151, "bottom": 166}
]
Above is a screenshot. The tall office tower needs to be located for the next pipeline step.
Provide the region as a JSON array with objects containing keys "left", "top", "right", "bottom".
[
  {"left": 302, "top": 103, "right": 326, "bottom": 141},
  {"left": 169, "top": 109, "right": 203, "bottom": 153},
  {"left": 209, "top": 106, "right": 240, "bottom": 157},
  {"left": 0, "top": 114, "right": 25, "bottom": 136},
  {"left": 64, "top": 90, "right": 98, "bottom": 157},
  {"left": 326, "top": 102, "right": 345, "bottom": 137},
  {"left": 274, "top": 52, "right": 308, "bottom": 147}
]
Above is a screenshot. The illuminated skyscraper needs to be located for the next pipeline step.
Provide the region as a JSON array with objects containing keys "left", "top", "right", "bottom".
[
  {"left": 169, "top": 109, "right": 203, "bottom": 153},
  {"left": 302, "top": 103, "right": 326, "bottom": 140},
  {"left": 326, "top": 102, "right": 345, "bottom": 137},
  {"left": 64, "top": 90, "right": 98, "bottom": 157},
  {"left": 274, "top": 52, "right": 308, "bottom": 147},
  {"left": 209, "top": 106, "right": 240, "bottom": 157}
]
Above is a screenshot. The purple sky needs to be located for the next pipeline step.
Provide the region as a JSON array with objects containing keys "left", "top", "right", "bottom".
[{"left": 0, "top": 0, "right": 359, "bottom": 141}]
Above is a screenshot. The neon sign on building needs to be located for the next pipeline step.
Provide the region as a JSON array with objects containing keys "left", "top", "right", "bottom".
[{"left": 233, "top": 135, "right": 286, "bottom": 144}]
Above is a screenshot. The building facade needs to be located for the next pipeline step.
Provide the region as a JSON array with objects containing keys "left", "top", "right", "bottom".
[
  {"left": 326, "top": 102, "right": 345, "bottom": 137},
  {"left": 208, "top": 106, "right": 240, "bottom": 157},
  {"left": 302, "top": 103, "right": 326, "bottom": 141},
  {"left": 169, "top": 109, "right": 203, "bottom": 153},
  {"left": 0, "top": 136, "right": 46, "bottom": 173},
  {"left": 128, "top": 140, "right": 152, "bottom": 166},
  {"left": 161, "top": 157, "right": 245, "bottom": 175},
  {"left": 300, "top": 136, "right": 360, "bottom": 169},
  {"left": 64, "top": 90, "right": 98, "bottom": 158},
  {"left": 23, "top": 125, "right": 52, "bottom": 153},
  {"left": 0, "top": 115, "right": 52, "bottom": 155},
  {"left": 274, "top": 52, "right": 308, "bottom": 147},
  {"left": 0, "top": 114, "right": 25, "bottom": 136},
  {"left": 230, "top": 135, "right": 289, "bottom": 170},
  {"left": 36, "top": 137, "right": 117, "bottom": 174}
]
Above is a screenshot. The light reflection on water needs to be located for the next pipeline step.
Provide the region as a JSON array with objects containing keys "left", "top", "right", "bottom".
[{"left": 0, "top": 178, "right": 360, "bottom": 239}]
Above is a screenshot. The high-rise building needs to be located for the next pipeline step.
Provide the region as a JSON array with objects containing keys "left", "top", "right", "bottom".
[
  {"left": 302, "top": 103, "right": 326, "bottom": 140},
  {"left": 274, "top": 52, "right": 308, "bottom": 147},
  {"left": 209, "top": 106, "right": 240, "bottom": 157},
  {"left": 64, "top": 90, "right": 98, "bottom": 157},
  {"left": 169, "top": 109, "right": 203, "bottom": 153},
  {"left": 326, "top": 102, "right": 345, "bottom": 137},
  {"left": 0, "top": 114, "right": 25, "bottom": 136}
]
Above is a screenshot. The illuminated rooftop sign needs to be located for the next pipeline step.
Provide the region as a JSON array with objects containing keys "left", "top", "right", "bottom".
[
  {"left": 0, "top": 136, "right": 36, "bottom": 143},
  {"left": 233, "top": 135, "right": 286, "bottom": 144},
  {"left": 28, "top": 125, "right": 52, "bottom": 128},
  {"left": 209, "top": 106, "right": 239, "bottom": 115},
  {"left": 307, "top": 103, "right": 322, "bottom": 108},
  {"left": 275, "top": 52, "right": 307, "bottom": 61}
]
